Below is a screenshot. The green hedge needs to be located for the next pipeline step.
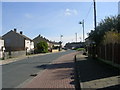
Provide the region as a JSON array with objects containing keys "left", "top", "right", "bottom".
[{"left": 36, "top": 41, "right": 48, "bottom": 53}]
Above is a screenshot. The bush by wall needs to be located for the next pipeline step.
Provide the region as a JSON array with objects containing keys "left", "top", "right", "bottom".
[{"left": 35, "top": 41, "right": 48, "bottom": 53}]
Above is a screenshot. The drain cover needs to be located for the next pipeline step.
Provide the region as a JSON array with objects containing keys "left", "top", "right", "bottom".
[{"left": 30, "top": 73, "right": 38, "bottom": 76}]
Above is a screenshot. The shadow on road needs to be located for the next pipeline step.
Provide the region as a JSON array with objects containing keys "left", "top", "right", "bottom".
[{"left": 36, "top": 62, "right": 74, "bottom": 69}]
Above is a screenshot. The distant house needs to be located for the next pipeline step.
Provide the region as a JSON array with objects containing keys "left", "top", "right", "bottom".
[
  {"left": 85, "top": 37, "right": 93, "bottom": 46},
  {"left": 33, "top": 34, "right": 52, "bottom": 49},
  {"left": 33, "top": 35, "right": 60, "bottom": 50},
  {"left": 0, "top": 37, "right": 5, "bottom": 59},
  {"left": 85, "top": 36, "right": 96, "bottom": 47},
  {"left": 65, "top": 42, "right": 84, "bottom": 49},
  {"left": 2, "top": 29, "right": 34, "bottom": 53},
  {"left": 50, "top": 41, "right": 60, "bottom": 47}
]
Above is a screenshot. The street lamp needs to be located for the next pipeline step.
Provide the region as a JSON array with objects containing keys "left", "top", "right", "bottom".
[
  {"left": 60, "top": 35, "right": 63, "bottom": 42},
  {"left": 59, "top": 35, "right": 63, "bottom": 51},
  {"left": 79, "top": 19, "right": 85, "bottom": 42},
  {"left": 75, "top": 33, "right": 77, "bottom": 42}
]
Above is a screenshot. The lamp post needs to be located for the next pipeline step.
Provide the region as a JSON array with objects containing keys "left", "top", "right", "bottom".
[
  {"left": 59, "top": 35, "right": 63, "bottom": 51},
  {"left": 79, "top": 19, "right": 85, "bottom": 42},
  {"left": 60, "top": 35, "right": 63, "bottom": 42},
  {"left": 75, "top": 33, "right": 77, "bottom": 42}
]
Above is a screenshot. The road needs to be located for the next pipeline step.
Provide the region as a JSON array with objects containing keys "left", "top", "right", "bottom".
[{"left": 2, "top": 50, "right": 76, "bottom": 88}]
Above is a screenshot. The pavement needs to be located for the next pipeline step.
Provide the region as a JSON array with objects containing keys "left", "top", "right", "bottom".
[
  {"left": 76, "top": 53, "right": 120, "bottom": 89},
  {"left": 22, "top": 51, "right": 79, "bottom": 88}
]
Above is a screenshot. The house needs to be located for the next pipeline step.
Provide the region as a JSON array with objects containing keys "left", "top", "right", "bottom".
[
  {"left": 50, "top": 41, "right": 61, "bottom": 52},
  {"left": 33, "top": 34, "right": 52, "bottom": 49},
  {"left": 64, "top": 42, "right": 84, "bottom": 49},
  {"left": 85, "top": 37, "right": 93, "bottom": 46},
  {"left": 0, "top": 37, "right": 5, "bottom": 59},
  {"left": 2, "top": 29, "right": 34, "bottom": 54},
  {"left": 50, "top": 41, "right": 60, "bottom": 47},
  {"left": 33, "top": 34, "right": 60, "bottom": 51}
]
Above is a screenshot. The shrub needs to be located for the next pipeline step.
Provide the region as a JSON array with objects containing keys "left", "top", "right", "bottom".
[
  {"left": 36, "top": 41, "right": 48, "bottom": 53},
  {"left": 103, "top": 31, "right": 120, "bottom": 44}
]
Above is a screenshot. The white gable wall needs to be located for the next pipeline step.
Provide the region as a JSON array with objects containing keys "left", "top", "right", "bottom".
[
  {"left": 0, "top": 40, "right": 5, "bottom": 58},
  {"left": 25, "top": 40, "right": 34, "bottom": 53}
]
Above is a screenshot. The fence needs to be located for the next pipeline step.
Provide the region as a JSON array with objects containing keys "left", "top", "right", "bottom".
[{"left": 88, "top": 43, "right": 120, "bottom": 65}]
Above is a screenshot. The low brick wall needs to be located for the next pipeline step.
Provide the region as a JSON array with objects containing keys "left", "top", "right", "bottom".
[
  {"left": 4, "top": 50, "right": 26, "bottom": 59},
  {"left": 0, "top": 51, "right": 3, "bottom": 59}
]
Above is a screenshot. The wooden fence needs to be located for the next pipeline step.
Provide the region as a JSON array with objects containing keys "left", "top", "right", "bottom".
[{"left": 88, "top": 43, "right": 120, "bottom": 65}]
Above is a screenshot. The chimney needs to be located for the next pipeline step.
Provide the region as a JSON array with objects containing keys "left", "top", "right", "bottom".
[
  {"left": 14, "top": 28, "right": 17, "bottom": 32},
  {"left": 20, "top": 31, "right": 23, "bottom": 34},
  {"left": 38, "top": 34, "right": 41, "bottom": 37}
]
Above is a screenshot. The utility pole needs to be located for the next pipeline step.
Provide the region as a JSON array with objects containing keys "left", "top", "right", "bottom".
[
  {"left": 83, "top": 19, "right": 84, "bottom": 42},
  {"left": 79, "top": 19, "right": 84, "bottom": 42},
  {"left": 75, "top": 33, "right": 77, "bottom": 42},
  {"left": 93, "top": 0, "right": 97, "bottom": 31},
  {"left": 93, "top": 0, "right": 97, "bottom": 58}
]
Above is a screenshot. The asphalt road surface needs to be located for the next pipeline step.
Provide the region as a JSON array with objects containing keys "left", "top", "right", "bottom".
[{"left": 2, "top": 50, "right": 76, "bottom": 88}]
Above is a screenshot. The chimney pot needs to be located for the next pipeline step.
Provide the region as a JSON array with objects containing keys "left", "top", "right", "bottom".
[
  {"left": 20, "top": 31, "right": 23, "bottom": 34},
  {"left": 14, "top": 28, "right": 17, "bottom": 32},
  {"left": 39, "top": 34, "right": 41, "bottom": 37}
]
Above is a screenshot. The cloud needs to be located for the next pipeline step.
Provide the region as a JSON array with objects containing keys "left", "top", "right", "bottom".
[
  {"left": 24, "top": 13, "right": 33, "bottom": 18},
  {"left": 64, "top": 8, "right": 78, "bottom": 16},
  {"left": 64, "top": 9, "right": 71, "bottom": 16},
  {"left": 73, "top": 9, "right": 78, "bottom": 15}
]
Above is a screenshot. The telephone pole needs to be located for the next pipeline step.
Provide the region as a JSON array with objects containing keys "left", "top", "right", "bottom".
[
  {"left": 93, "top": 0, "right": 97, "bottom": 58},
  {"left": 93, "top": 0, "right": 97, "bottom": 31}
]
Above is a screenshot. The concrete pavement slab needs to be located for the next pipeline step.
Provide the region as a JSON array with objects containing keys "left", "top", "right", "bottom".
[{"left": 76, "top": 53, "right": 120, "bottom": 89}]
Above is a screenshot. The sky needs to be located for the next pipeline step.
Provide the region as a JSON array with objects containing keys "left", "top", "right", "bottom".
[{"left": 1, "top": 1, "right": 119, "bottom": 45}]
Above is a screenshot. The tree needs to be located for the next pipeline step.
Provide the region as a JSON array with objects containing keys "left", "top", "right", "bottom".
[
  {"left": 36, "top": 41, "right": 48, "bottom": 53},
  {"left": 88, "top": 15, "right": 120, "bottom": 46}
]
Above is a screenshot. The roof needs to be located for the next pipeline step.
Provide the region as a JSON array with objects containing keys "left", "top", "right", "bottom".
[
  {"left": 3, "top": 30, "right": 32, "bottom": 41},
  {"left": 33, "top": 34, "right": 60, "bottom": 44},
  {"left": 15, "top": 31, "right": 32, "bottom": 41},
  {"left": 66, "top": 42, "right": 83, "bottom": 44},
  {"left": 50, "top": 41, "right": 60, "bottom": 44},
  {"left": 33, "top": 35, "right": 49, "bottom": 42},
  {"left": 0, "top": 36, "right": 2, "bottom": 40}
]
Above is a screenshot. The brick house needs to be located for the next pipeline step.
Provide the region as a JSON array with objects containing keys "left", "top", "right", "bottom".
[{"left": 2, "top": 29, "right": 34, "bottom": 53}]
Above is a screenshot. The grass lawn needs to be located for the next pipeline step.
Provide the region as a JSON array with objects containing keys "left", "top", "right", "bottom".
[{"left": 75, "top": 48, "right": 85, "bottom": 51}]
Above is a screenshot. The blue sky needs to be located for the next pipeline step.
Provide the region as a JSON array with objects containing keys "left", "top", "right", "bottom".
[{"left": 2, "top": 2, "right": 118, "bottom": 45}]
